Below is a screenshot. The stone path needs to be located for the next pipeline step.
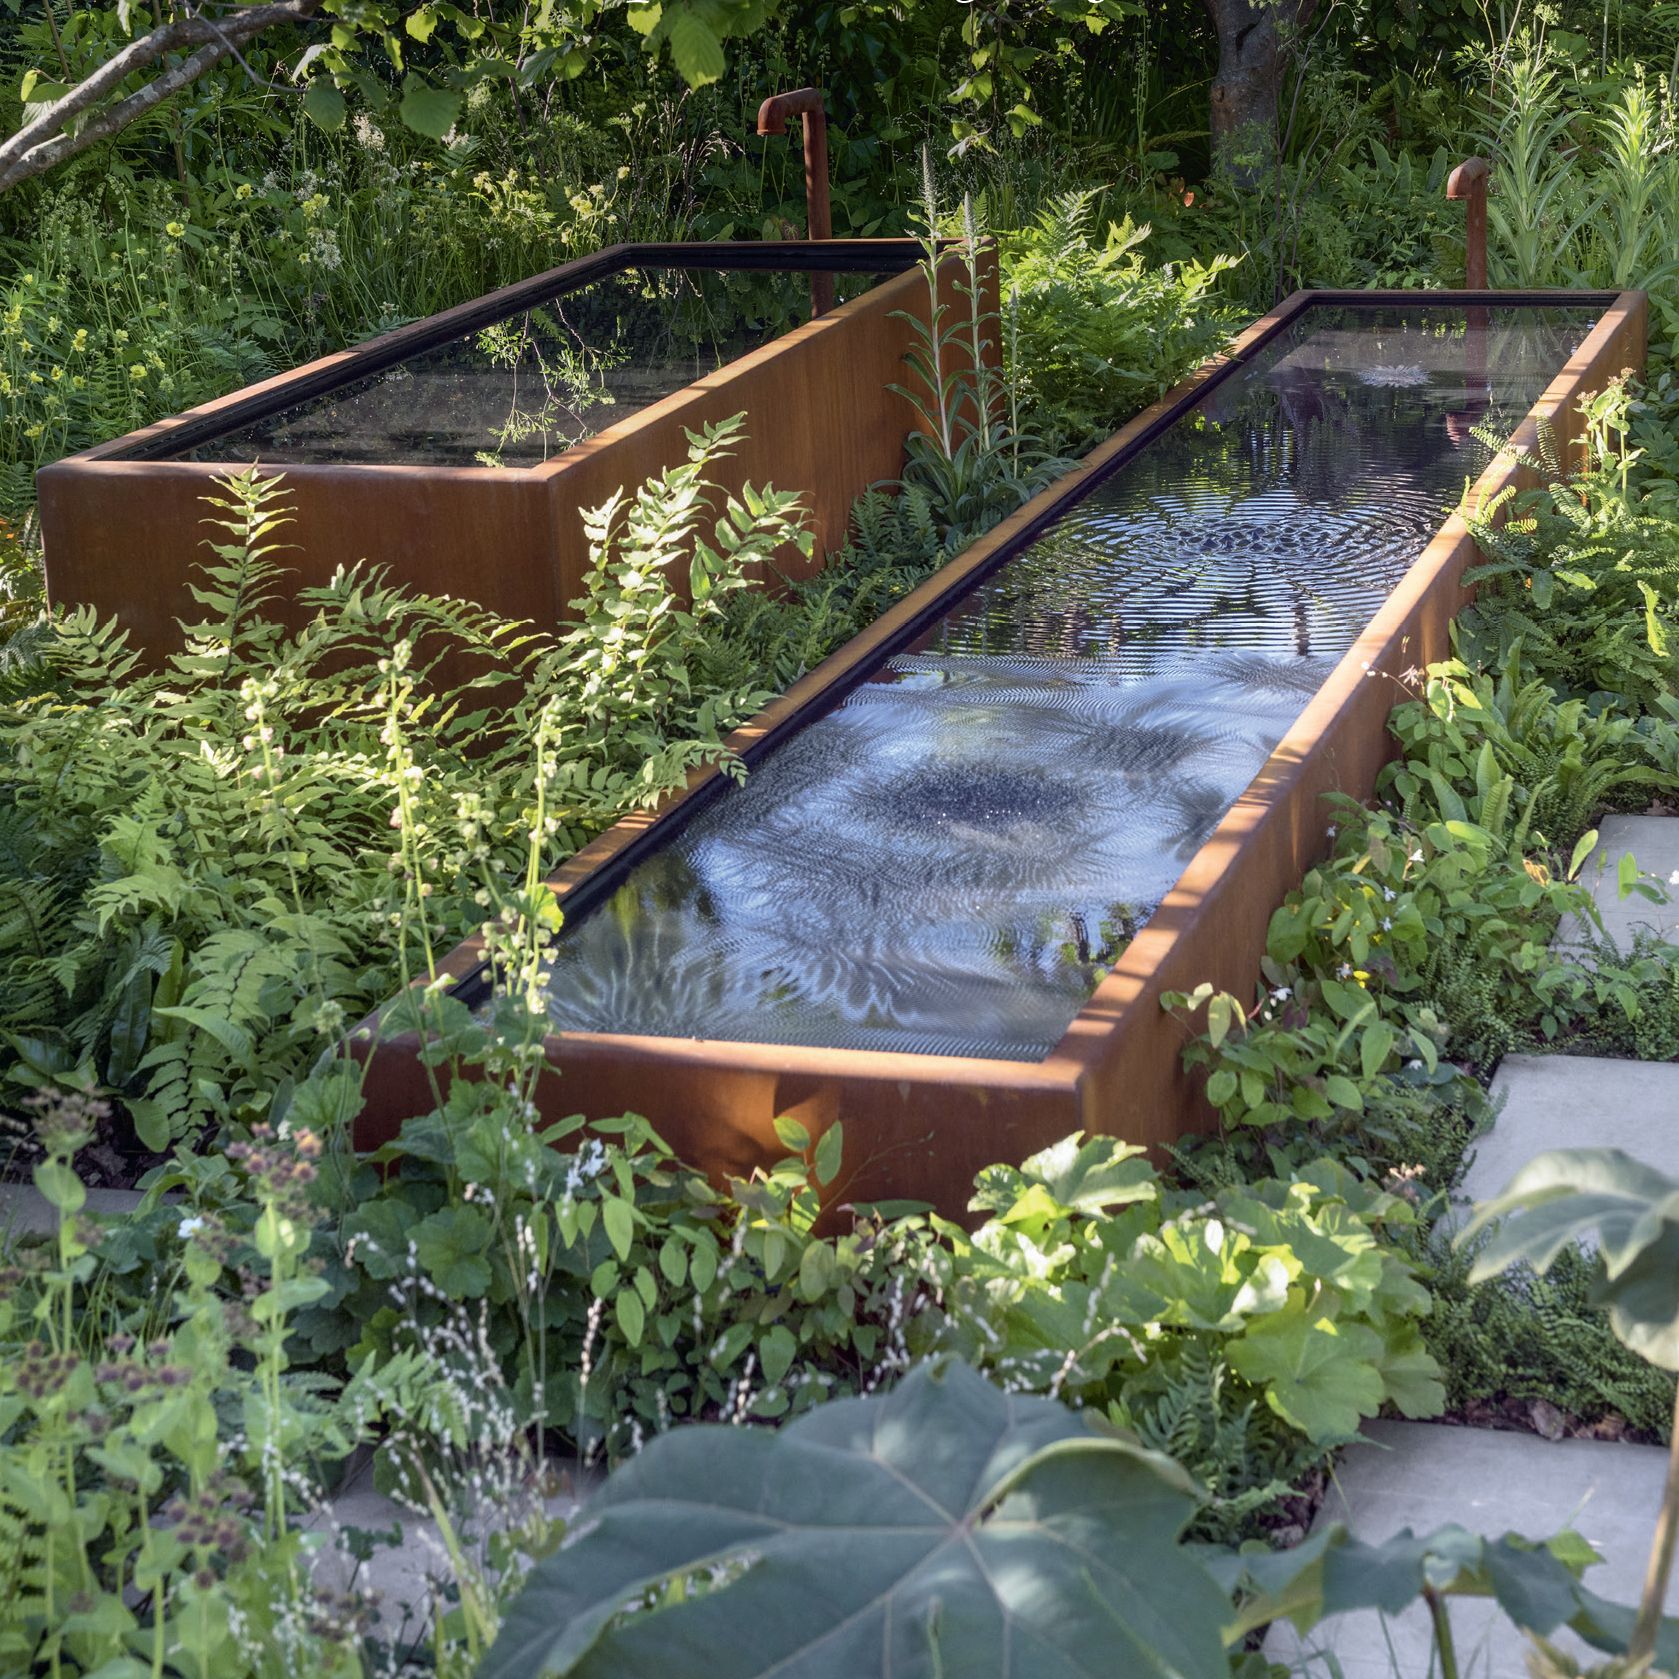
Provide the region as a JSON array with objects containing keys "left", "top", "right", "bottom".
[
  {"left": 1268, "top": 1422, "right": 1677, "bottom": 1677},
  {"left": 0, "top": 1179, "right": 145, "bottom": 1239},
  {"left": 1269, "top": 819, "right": 1679, "bottom": 1673},
  {"left": 1559, "top": 812, "right": 1679, "bottom": 954}
]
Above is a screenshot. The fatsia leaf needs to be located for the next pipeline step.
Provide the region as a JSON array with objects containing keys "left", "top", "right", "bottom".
[
  {"left": 480, "top": 1359, "right": 1232, "bottom": 1679},
  {"left": 1225, "top": 1523, "right": 1609, "bottom": 1646}
]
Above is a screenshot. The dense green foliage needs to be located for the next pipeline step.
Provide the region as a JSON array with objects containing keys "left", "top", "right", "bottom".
[{"left": 6, "top": 4, "right": 1679, "bottom": 1676}]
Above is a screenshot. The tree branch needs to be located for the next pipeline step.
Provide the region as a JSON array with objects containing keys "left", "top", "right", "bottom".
[{"left": 0, "top": 2, "right": 321, "bottom": 193}]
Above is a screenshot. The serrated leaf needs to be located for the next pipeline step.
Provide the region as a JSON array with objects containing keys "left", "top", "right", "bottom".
[
  {"left": 665, "top": 7, "right": 725, "bottom": 85},
  {"left": 399, "top": 75, "right": 462, "bottom": 139},
  {"left": 1228, "top": 1304, "right": 1385, "bottom": 1441}
]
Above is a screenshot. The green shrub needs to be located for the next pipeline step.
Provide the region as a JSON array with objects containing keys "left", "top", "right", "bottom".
[
  {"left": 1002, "top": 186, "right": 1239, "bottom": 451},
  {"left": 915, "top": 1133, "right": 1442, "bottom": 1538}
]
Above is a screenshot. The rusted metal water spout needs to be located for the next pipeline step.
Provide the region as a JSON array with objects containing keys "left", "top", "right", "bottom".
[
  {"left": 1446, "top": 156, "right": 1490, "bottom": 289},
  {"left": 758, "top": 87, "right": 834, "bottom": 317}
]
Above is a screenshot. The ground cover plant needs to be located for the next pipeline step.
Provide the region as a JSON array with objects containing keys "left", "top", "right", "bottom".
[{"left": 8, "top": 4, "right": 1679, "bottom": 1676}]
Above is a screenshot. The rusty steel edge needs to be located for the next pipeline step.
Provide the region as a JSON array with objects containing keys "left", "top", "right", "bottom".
[{"left": 354, "top": 287, "right": 1647, "bottom": 1221}]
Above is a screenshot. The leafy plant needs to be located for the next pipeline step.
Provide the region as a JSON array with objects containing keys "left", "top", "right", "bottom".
[
  {"left": 1465, "top": 1149, "right": 1679, "bottom": 1668},
  {"left": 917, "top": 1133, "right": 1442, "bottom": 1536},
  {"left": 480, "top": 1357, "right": 1235, "bottom": 1679},
  {"left": 1002, "top": 184, "right": 1239, "bottom": 449}
]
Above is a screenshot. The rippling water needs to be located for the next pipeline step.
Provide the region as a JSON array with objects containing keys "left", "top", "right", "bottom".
[{"left": 542, "top": 303, "right": 1601, "bottom": 1060}]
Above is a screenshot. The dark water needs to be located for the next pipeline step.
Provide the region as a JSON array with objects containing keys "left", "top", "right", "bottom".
[
  {"left": 542, "top": 303, "right": 1600, "bottom": 1061},
  {"left": 166, "top": 264, "right": 903, "bottom": 469}
]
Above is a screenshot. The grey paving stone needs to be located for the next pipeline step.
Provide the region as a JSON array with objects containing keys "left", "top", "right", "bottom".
[
  {"left": 0, "top": 1178, "right": 146, "bottom": 1240},
  {"left": 1460, "top": 1054, "right": 1679, "bottom": 1213},
  {"left": 1558, "top": 814, "right": 1679, "bottom": 955},
  {"left": 1267, "top": 1420, "right": 1675, "bottom": 1677},
  {"left": 307, "top": 1455, "right": 599, "bottom": 1632}
]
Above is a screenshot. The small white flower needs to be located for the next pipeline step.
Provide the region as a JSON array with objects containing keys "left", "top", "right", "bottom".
[
  {"left": 1337, "top": 962, "right": 1354, "bottom": 978},
  {"left": 1271, "top": 985, "right": 1292, "bottom": 1002},
  {"left": 178, "top": 1215, "right": 206, "bottom": 1239},
  {"left": 1381, "top": 916, "right": 1393, "bottom": 931}
]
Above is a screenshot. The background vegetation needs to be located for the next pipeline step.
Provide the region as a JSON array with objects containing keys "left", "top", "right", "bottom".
[{"left": 7, "top": 2, "right": 1679, "bottom": 1676}]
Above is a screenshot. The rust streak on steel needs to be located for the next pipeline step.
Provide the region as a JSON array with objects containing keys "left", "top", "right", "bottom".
[
  {"left": 758, "top": 87, "right": 834, "bottom": 317},
  {"left": 1446, "top": 156, "right": 1491, "bottom": 289}
]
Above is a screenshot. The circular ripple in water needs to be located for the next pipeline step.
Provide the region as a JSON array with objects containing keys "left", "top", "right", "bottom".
[{"left": 935, "top": 490, "right": 1445, "bottom": 677}]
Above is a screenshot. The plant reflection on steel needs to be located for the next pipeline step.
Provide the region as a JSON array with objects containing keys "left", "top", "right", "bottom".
[{"left": 543, "top": 303, "right": 1599, "bottom": 1060}]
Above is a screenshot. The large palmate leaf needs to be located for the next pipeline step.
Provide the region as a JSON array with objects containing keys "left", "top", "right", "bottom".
[
  {"left": 1226, "top": 1302, "right": 1386, "bottom": 1442},
  {"left": 1461, "top": 1148, "right": 1679, "bottom": 1369},
  {"left": 480, "top": 1359, "right": 1232, "bottom": 1679}
]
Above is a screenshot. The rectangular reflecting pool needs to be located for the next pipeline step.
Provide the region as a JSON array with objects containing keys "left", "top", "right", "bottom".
[
  {"left": 357, "top": 286, "right": 1646, "bottom": 1218},
  {"left": 541, "top": 302, "right": 1599, "bottom": 1059},
  {"left": 39, "top": 240, "right": 940, "bottom": 665},
  {"left": 156, "top": 261, "right": 910, "bottom": 472}
]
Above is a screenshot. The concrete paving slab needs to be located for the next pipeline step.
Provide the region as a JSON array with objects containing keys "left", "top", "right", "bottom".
[
  {"left": 307, "top": 1455, "right": 599, "bottom": 1631},
  {"left": 1267, "top": 1421, "right": 1673, "bottom": 1677},
  {"left": 0, "top": 1179, "right": 146, "bottom": 1240},
  {"left": 1558, "top": 814, "right": 1679, "bottom": 955},
  {"left": 1460, "top": 1054, "right": 1679, "bottom": 1213}
]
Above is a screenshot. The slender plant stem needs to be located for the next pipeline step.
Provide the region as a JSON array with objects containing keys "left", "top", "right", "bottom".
[
  {"left": 1424, "top": 1585, "right": 1461, "bottom": 1679},
  {"left": 1629, "top": 1381, "right": 1679, "bottom": 1665}
]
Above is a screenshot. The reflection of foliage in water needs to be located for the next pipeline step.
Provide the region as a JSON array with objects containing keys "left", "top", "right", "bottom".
[{"left": 471, "top": 307, "right": 626, "bottom": 467}]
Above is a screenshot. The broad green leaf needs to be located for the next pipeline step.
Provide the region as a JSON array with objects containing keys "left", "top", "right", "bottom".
[
  {"left": 758, "top": 1323, "right": 798, "bottom": 1387},
  {"left": 602, "top": 1195, "right": 635, "bottom": 1262},
  {"left": 33, "top": 1159, "right": 85, "bottom": 1214},
  {"left": 480, "top": 1360, "right": 1232, "bottom": 1679},
  {"left": 1227, "top": 1305, "right": 1385, "bottom": 1441},
  {"left": 1375, "top": 1322, "right": 1447, "bottom": 1418},
  {"left": 1015, "top": 1131, "right": 1158, "bottom": 1215},
  {"left": 773, "top": 1114, "right": 811, "bottom": 1153},
  {"left": 812, "top": 1122, "right": 843, "bottom": 1186},
  {"left": 1360, "top": 1020, "right": 1395, "bottom": 1082},
  {"left": 1567, "top": 829, "right": 1599, "bottom": 880},
  {"left": 664, "top": 7, "right": 726, "bottom": 86},
  {"left": 411, "top": 1203, "right": 494, "bottom": 1298},
  {"left": 301, "top": 79, "right": 347, "bottom": 131},
  {"left": 399, "top": 75, "right": 463, "bottom": 139}
]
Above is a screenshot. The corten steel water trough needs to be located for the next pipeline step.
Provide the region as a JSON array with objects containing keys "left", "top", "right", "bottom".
[
  {"left": 353, "top": 287, "right": 1647, "bottom": 1221},
  {"left": 37, "top": 239, "right": 982, "bottom": 658}
]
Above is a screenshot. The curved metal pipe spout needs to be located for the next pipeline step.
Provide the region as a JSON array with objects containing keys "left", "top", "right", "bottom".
[
  {"left": 1446, "top": 156, "right": 1491, "bottom": 289},
  {"left": 758, "top": 87, "right": 834, "bottom": 317}
]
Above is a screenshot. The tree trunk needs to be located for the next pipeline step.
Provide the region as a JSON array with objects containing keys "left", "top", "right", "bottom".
[{"left": 1203, "top": 0, "right": 1315, "bottom": 186}]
